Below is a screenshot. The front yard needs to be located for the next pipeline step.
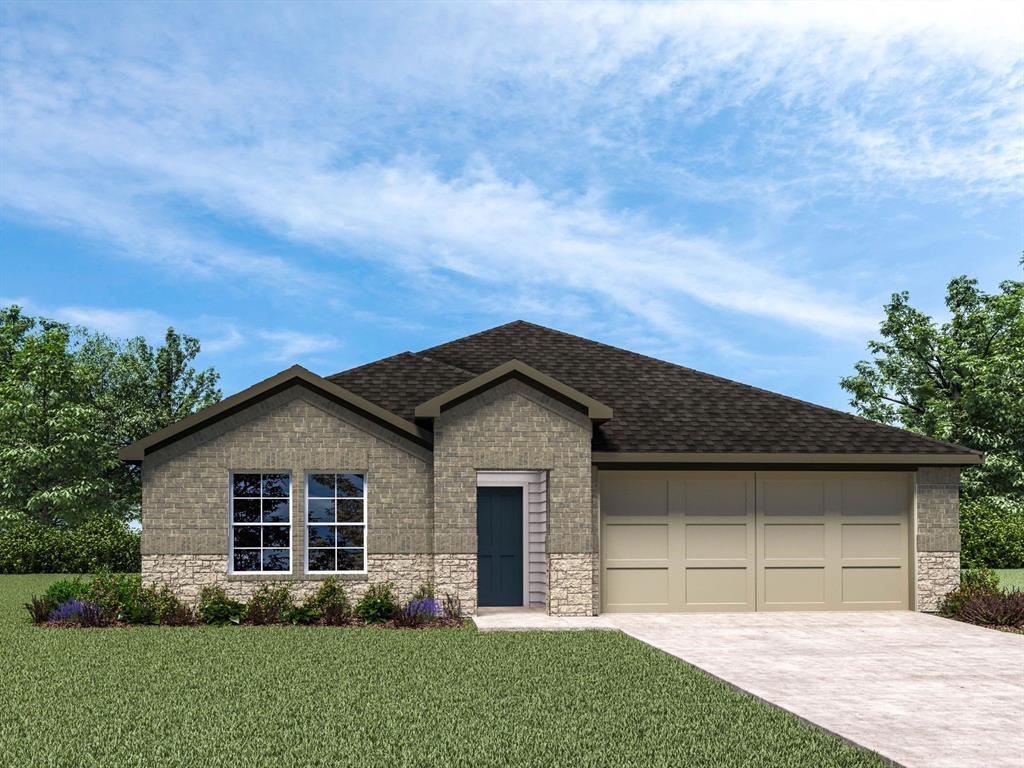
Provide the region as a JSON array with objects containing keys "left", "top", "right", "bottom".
[{"left": 0, "top": 575, "right": 886, "bottom": 768}]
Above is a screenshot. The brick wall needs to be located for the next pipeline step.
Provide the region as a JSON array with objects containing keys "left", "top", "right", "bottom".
[
  {"left": 141, "top": 386, "right": 433, "bottom": 594},
  {"left": 432, "top": 380, "right": 597, "bottom": 614},
  {"left": 915, "top": 466, "right": 961, "bottom": 611}
]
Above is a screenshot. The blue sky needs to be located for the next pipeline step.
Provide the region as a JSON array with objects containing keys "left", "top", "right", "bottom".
[{"left": 1, "top": 1, "right": 1021, "bottom": 409}]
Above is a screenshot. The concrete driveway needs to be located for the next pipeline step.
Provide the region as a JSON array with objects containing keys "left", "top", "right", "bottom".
[{"left": 606, "top": 612, "right": 1024, "bottom": 768}]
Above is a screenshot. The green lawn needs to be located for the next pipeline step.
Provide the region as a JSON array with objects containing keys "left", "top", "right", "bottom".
[
  {"left": 0, "top": 575, "right": 885, "bottom": 768},
  {"left": 994, "top": 568, "right": 1024, "bottom": 591}
]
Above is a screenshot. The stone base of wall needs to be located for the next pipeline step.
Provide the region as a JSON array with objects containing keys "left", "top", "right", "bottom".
[
  {"left": 142, "top": 554, "right": 434, "bottom": 606},
  {"left": 434, "top": 554, "right": 476, "bottom": 616},
  {"left": 548, "top": 553, "right": 597, "bottom": 616},
  {"left": 916, "top": 551, "right": 959, "bottom": 612}
]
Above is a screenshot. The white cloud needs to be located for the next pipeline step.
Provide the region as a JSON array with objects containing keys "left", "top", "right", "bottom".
[
  {"left": 0, "top": 0, "right": 1020, "bottom": 349},
  {"left": 256, "top": 329, "right": 341, "bottom": 362},
  {"left": 50, "top": 305, "right": 171, "bottom": 341}
]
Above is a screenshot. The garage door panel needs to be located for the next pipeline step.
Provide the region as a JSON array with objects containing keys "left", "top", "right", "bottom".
[
  {"left": 605, "top": 568, "right": 669, "bottom": 610},
  {"left": 763, "top": 567, "right": 826, "bottom": 606},
  {"left": 841, "top": 567, "right": 904, "bottom": 605},
  {"left": 760, "top": 476, "right": 826, "bottom": 516},
  {"left": 840, "top": 474, "right": 911, "bottom": 516},
  {"left": 685, "top": 567, "right": 750, "bottom": 607},
  {"left": 762, "top": 523, "right": 825, "bottom": 560},
  {"left": 676, "top": 476, "right": 749, "bottom": 516},
  {"left": 601, "top": 472, "right": 668, "bottom": 516},
  {"left": 685, "top": 524, "right": 749, "bottom": 560},
  {"left": 841, "top": 523, "right": 903, "bottom": 559},
  {"left": 605, "top": 523, "right": 668, "bottom": 560}
]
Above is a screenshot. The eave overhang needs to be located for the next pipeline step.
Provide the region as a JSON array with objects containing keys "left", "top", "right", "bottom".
[{"left": 592, "top": 451, "right": 984, "bottom": 467}]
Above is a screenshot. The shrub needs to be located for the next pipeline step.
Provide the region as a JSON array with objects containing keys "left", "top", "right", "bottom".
[
  {"left": 303, "top": 577, "right": 351, "bottom": 625},
  {"left": 25, "top": 596, "right": 53, "bottom": 624},
  {"left": 197, "top": 585, "right": 245, "bottom": 625},
  {"left": 354, "top": 582, "right": 398, "bottom": 623},
  {"left": 281, "top": 604, "right": 319, "bottom": 625},
  {"left": 442, "top": 591, "right": 462, "bottom": 620},
  {"left": 412, "top": 582, "right": 436, "bottom": 600},
  {"left": 86, "top": 572, "right": 145, "bottom": 620},
  {"left": 939, "top": 568, "right": 1001, "bottom": 617},
  {"left": 48, "top": 599, "right": 106, "bottom": 627},
  {"left": 155, "top": 595, "right": 196, "bottom": 626},
  {"left": 0, "top": 515, "right": 141, "bottom": 574},
  {"left": 956, "top": 589, "right": 1024, "bottom": 627},
  {"left": 960, "top": 496, "right": 1024, "bottom": 569},
  {"left": 246, "top": 585, "right": 294, "bottom": 625},
  {"left": 43, "top": 577, "right": 91, "bottom": 606},
  {"left": 395, "top": 596, "right": 441, "bottom": 627}
]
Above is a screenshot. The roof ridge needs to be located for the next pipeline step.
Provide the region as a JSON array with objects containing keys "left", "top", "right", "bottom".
[{"left": 419, "top": 319, "right": 980, "bottom": 456}]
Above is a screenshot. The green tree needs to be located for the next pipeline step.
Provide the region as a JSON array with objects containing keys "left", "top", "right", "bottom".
[
  {"left": 0, "top": 306, "right": 222, "bottom": 525},
  {"left": 840, "top": 267, "right": 1023, "bottom": 499},
  {"left": 0, "top": 307, "right": 115, "bottom": 526},
  {"left": 841, "top": 265, "right": 1024, "bottom": 567}
]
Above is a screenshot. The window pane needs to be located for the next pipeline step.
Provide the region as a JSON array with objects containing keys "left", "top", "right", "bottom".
[
  {"left": 337, "top": 474, "right": 364, "bottom": 497},
  {"left": 307, "top": 549, "right": 335, "bottom": 571},
  {"left": 336, "top": 499, "right": 363, "bottom": 523},
  {"left": 233, "top": 525, "right": 260, "bottom": 548},
  {"left": 337, "top": 549, "right": 363, "bottom": 572},
  {"left": 307, "top": 474, "right": 335, "bottom": 498},
  {"left": 263, "top": 525, "right": 290, "bottom": 548},
  {"left": 262, "top": 499, "right": 289, "bottom": 523},
  {"left": 233, "top": 499, "right": 261, "bottom": 523},
  {"left": 233, "top": 549, "right": 261, "bottom": 572},
  {"left": 263, "top": 549, "right": 290, "bottom": 571},
  {"left": 308, "top": 525, "right": 335, "bottom": 548},
  {"left": 263, "top": 474, "right": 290, "bottom": 498},
  {"left": 233, "top": 474, "right": 261, "bottom": 497},
  {"left": 336, "top": 526, "right": 364, "bottom": 548},
  {"left": 307, "top": 498, "right": 335, "bottom": 523}
]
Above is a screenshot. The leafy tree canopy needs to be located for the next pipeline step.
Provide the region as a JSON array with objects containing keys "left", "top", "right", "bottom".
[
  {"left": 840, "top": 263, "right": 1023, "bottom": 500},
  {"left": 0, "top": 306, "right": 221, "bottom": 526}
]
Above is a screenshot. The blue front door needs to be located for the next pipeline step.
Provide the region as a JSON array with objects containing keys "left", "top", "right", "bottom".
[{"left": 477, "top": 486, "right": 524, "bottom": 607}]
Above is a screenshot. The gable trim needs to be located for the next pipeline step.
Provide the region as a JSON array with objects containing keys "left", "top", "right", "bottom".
[
  {"left": 413, "top": 359, "right": 613, "bottom": 421},
  {"left": 119, "top": 365, "right": 433, "bottom": 462}
]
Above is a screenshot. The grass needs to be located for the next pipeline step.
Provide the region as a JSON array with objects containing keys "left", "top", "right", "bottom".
[
  {"left": 993, "top": 568, "right": 1024, "bottom": 591},
  {"left": 0, "top": 575, "right": 885, "bottom": 768}
]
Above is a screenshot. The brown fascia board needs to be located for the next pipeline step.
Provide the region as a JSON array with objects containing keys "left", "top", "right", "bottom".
[
  {"left": 592, "top": 451, "right": 984, "bottom": 466},
  {"left": 413, "top": 359, "right": 614, "bottom": 421},
  {"left": 118, "top": 365, "right": 433, "bottom": 462}
]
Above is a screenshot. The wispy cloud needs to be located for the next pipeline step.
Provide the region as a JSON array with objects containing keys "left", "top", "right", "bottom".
[{"left": 1, "top": 0, "right": 1020, "bottom": 353}]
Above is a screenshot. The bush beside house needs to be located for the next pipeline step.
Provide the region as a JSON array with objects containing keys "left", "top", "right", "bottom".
[
  {"left": 26, "top": 576, "right": 464, "bottom": 630},
  {"left": 0, "top": 516, "right": 140, "bottom": 574}
]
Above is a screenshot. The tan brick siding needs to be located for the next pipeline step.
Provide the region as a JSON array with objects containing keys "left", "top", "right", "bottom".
[
  {"left": 141, "top": 387, "right": 433, "bottom": 580},
  {"left": 432, "top": 380, "right": 593, "bottom": 555}
]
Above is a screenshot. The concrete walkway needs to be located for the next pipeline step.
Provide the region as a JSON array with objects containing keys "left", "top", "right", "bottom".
[{"left": 474, "top": 610, "right": 1024, "bottom": 768}]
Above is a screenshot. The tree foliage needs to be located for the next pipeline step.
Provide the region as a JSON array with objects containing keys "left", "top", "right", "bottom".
[
  {"left": 840, "top": 266, "right": 1024, "bottom": 500},
  {"left": 0, "top": 305, "right": 221, "bottom": 526}
]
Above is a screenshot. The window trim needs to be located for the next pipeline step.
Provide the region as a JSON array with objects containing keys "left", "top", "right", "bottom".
[
  {"left": 304, "top": 472, "right": 368, "bottom": 575},
  {"left": 228, "top": 471, "right": 293, "bottom": 575}
]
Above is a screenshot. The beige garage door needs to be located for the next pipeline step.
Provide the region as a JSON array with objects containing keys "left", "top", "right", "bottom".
[{"left": 601, "top": 471, "right": 910, "bottom": 612}]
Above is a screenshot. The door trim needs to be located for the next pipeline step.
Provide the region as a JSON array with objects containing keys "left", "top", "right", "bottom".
[{"left": 477, "top": 472, "right": 535, "bottom": 607}]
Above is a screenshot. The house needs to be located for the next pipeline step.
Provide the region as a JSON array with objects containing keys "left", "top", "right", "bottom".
[{"left": 120, "top": 321, "right": 980, "bottom": 615}]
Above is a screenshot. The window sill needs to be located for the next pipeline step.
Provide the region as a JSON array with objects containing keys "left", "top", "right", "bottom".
[{"left": 227, "top": 572, "right": 369, "bottom": 583}]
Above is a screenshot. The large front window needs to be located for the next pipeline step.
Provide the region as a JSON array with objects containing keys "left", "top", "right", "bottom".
[
  {"left": 306, "top": 473, "right": 366, "bottom": 573},
  {"left": 230, "top": 473, "right": 291, "bottom": 572}
]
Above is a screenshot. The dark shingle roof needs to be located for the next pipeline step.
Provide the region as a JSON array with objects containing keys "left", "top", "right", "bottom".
[{"left": 328, "top": 320, "right": 978, "bottom": 456}]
